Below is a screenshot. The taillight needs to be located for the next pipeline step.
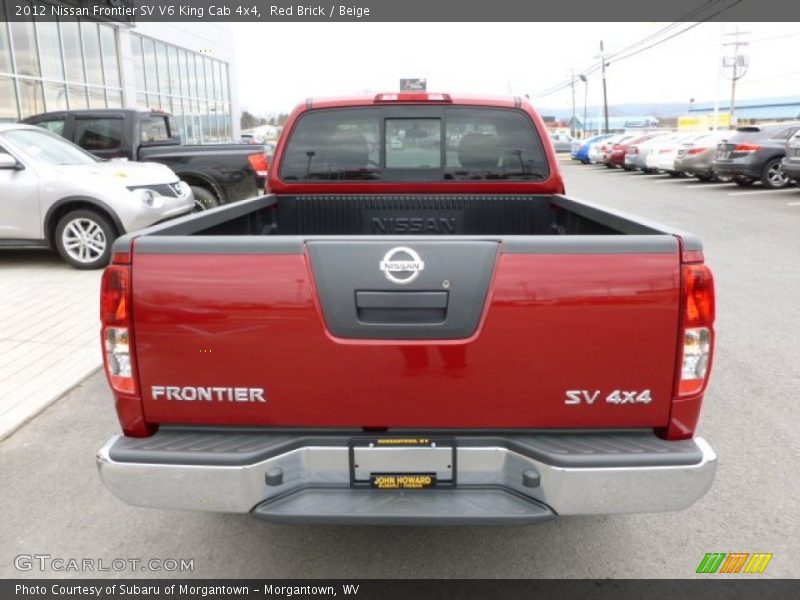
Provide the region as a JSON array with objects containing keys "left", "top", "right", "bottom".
[
  {"left": 101, "top": 264, "right": 151, "bottom": 436},
  {"left": 101, "top": 266, "right": 134, "bottom": 394},
  {"left": 248, "top": 152, "right": 268, "bottom": 177},
  {"left": 687, "top": 147, "right": 706, "bottom": 155},
  {"left": 663, "top": 263, "right": 715, "bottom": 440},
  {"left": 679, "top": 264, "right": 715, "bottom": 396},
  {"left": 734, "top": 143, "right": 760, "bottom": 152}
]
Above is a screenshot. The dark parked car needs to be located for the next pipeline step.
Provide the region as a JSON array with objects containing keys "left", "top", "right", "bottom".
[
  {"left": 781, "top": 128, "right": 800, "bottom": 186},
  {"left": 712, "top": 123, "right": 800, "bottom": 188},
  {"left": 23, "top": 109, "right": 269, "bottom": 209}
]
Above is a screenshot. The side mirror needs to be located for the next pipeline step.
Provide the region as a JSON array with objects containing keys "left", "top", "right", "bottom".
[{"left": 0, "top": 153, "right": 23, "bottom": 170}]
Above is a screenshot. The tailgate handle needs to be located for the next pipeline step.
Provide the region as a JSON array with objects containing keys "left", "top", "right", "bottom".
[
  {"left": 356, "top": 291, "right": 448, "bottom": 309},
  {"left": 355, "top": 291, "right": 448, "bottom": 325}
]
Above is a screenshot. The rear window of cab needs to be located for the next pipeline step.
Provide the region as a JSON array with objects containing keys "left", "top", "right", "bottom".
[{"left": 279, "top": 107, "right": 549, "bottom": 182}]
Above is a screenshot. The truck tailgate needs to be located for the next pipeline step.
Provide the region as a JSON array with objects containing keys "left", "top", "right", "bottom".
[{"left": 130, "top": 237, "right": 681, "bottom": 429}]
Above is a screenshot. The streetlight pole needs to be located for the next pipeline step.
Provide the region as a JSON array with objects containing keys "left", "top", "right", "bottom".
[{"left": 600, "top": 40, "right": 609, "bottom": 134}]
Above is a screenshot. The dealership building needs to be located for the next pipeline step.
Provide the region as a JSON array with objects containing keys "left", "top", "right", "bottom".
[{"left": 0, "top": 5, "right": 239, "bottom": 142}]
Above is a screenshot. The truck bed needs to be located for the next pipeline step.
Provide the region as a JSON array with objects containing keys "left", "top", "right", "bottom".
[
  {"left": 133, "top": 193, "right": 696, "bottom": 240},
  {"left": 112, "top": 194, "right": 695, "bottom": 431}
]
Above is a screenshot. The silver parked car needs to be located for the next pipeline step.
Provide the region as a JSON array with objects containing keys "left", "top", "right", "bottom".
[
  {"left": 0, "top": 124, "right": 194, "bottom": 269},
  {"left": 549, "top": 132, "right": 575, "bottom": 153}
]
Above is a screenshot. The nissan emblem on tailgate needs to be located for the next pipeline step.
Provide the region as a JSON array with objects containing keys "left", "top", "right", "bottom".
[{"left": 379, "top": 247, "right": 425, "bottom": 284}]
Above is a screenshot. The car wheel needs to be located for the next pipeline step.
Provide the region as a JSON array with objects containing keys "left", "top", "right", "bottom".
[
  {"left": 760, "top": 158, "right": 789, "bottom": 189},
  {"left": 54, "top": 209, "right": 115, "bottom": 270},
  {"left": 581, "top": 159, "right": 590, "bottom": 165},
  {"left": 668, "top": 171, "right": 682, "bottom": 178},
  {"left": 623, "top": 165, "right": 634, "bottom": 171},
  {"left": 695, "top": 173, "right": 714, "bottom": 182},
  {"left": 191, "top": 186, "right": 220, "bottom": 211},
  {"left": 734, "top": 176, "right": 756, "bottom": 187}
]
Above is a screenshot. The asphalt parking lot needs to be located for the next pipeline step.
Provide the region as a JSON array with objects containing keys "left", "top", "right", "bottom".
[{"left": 1, "top": 162, "right": 798, "bottom": 579}]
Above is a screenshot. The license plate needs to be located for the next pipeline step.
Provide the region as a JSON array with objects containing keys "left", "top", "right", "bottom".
[
  {"left": 717, "top": 151, "right": 730, "bottom": 160},
  {"left": 349, "top": 437, "right": 456, "bottom": 488}
]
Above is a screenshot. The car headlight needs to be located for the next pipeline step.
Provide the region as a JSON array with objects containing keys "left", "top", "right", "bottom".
[
  {"left": 131, "top": 188, "right": 162, "bottom": 208},
  {"left": 177, "top": 181, "right": 191, "bottom": 197}
]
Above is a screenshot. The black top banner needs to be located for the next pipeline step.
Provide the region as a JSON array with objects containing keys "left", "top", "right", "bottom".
[{"left": 5, "top": 0, "right": 800, "bottom": 22}]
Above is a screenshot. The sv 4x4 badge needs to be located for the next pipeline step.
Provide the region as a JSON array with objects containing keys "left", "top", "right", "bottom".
[{"left": 565, "top": 389, "right": 652, "bottom": 406}]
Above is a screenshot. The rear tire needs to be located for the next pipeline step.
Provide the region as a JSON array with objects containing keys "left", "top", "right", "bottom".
[
  {"left": 191, "top": 186, "right": 220, "bottom": 211},
  {"left": 54, "top": 209, "right": 115, "bottom": 270},
  {"left": 734, "top": 176, "right": 756, "bottom": 187},
  {"left": 760, "top": 158, "right": 789, "bottom": 189},
  {"left": 695, "top": 173, "right": 714, "bottom": 182}
]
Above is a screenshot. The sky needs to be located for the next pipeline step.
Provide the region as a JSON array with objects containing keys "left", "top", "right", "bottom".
[{"left": 231, "top": 22, "right": 800, "bottom": 117}]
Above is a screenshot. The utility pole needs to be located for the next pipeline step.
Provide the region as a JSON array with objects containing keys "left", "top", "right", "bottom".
[
  {"left": 580, "top": 74, "right": 588, "bottom": 140},
  {"left": 712, "top": 20, "right": 724, "bottom": 130},
  {"left": 600, "top": 40, "right": 609, "bottom": 134},
  {"left": 570, "top": 68, "right": 576, "bottom": 138},
  {"left": 723, "top": 27, "right": 749, "bottom": 129}
]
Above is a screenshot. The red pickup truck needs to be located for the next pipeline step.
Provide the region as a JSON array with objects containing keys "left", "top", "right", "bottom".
[{"left": 96, "top": 93, "right": 717, "bottom": 525}]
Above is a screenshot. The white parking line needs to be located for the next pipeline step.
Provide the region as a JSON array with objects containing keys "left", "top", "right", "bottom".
[
  {"left": 728, "top": 188, "right": 800, "bottom": 197},
  {"left": 688, "top": 182, "right": 735, "bottom": 188},
  {"left": 787, "top": 201, "right": 800, "bottom": 206}
]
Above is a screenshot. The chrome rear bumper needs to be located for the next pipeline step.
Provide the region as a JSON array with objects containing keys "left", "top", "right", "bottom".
[{"left": 96, "top": 431, "right": 716, "bottom": 523}]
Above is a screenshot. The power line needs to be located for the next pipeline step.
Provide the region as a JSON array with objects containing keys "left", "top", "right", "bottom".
[
  {"left": 528, "top": 2, "right": 724, "bottom": 98},
  {"left": 607, "top": 1, "right": 745, "bottom": 65},
  {"left": 527, "top": 0, "right": 741, "bottom": 101}
]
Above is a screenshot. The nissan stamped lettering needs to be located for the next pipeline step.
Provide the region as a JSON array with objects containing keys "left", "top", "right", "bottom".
[{"left": 96, "top": 92, "right": 717, "bottom": 524}]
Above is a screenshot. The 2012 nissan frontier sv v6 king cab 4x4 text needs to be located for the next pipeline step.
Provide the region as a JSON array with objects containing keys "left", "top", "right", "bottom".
[{"left": 96, "top": 93, "right": 717, "bottom": 525}]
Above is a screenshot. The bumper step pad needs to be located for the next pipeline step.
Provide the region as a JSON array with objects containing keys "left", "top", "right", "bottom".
[{"left": 253, "top": 488, "right": 555, "bottom": 525}]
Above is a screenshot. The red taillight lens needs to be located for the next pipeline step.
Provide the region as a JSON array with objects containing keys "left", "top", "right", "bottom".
[
  {"left": 684, "top": 265, "right": 715, "bottom": 328},
  {"left": 734, "top": 143, "right": 760, "bottom": 152},
  {"left": 248, "top": 152, "right": 268, "bottom": 177},
  {"left": 687, "top": 147, "right": 706, "bottom": 155},
  {"left": 101, "top": 266, "right": 129, "bottom": 326}
]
